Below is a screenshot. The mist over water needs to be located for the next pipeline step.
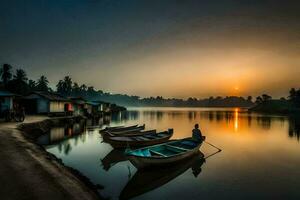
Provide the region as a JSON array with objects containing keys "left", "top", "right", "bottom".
[{"left": 42, "top": 107, "right": 300, "bottom": 200}]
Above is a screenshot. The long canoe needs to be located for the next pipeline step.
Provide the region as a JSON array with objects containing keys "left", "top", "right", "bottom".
[
  {"left": 103, "top": 129, "right": 173, "bottom": 148},
  {"left": 100, "top": 124, "right": 139, "bottom": 133},
  {"left": 125, "top": 137, "right": 203, "bottom": 169},
  {"left": 120, "top": 152, "right": 205, "bottom": 200},
  {"left": 101, "top": 124, "right": 145, "bottom": 135},
  {"left": 102, "top": 130, "right": 156, "bottom": 141}
]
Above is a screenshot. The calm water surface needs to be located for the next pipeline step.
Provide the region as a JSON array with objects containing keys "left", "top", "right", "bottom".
[{"left": 39, "top": 107, "right": 300, "bottom": 200}]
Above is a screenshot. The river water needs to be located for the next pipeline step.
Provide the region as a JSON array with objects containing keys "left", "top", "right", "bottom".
[{"left": 38, "top": 107, "right": 300, "bottom": 200}]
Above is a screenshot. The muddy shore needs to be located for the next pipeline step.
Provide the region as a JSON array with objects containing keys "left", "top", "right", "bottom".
[{"left": 0, "top": 116, "right": 103, "bottom": 200}]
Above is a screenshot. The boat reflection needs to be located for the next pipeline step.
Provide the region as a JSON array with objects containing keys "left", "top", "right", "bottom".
[
  {"left": 101, "top": 149, "right": 128, "bottom": 171},
  {"left": 120, "top": 151, "right": 205, "bottom": 200}
]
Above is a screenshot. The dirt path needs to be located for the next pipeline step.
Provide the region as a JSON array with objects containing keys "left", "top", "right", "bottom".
[
  {"left": 0, "top": 122, "right": 100, "bottom": 200},
  {"left": 0, "top": 115, "right": 49, "bottom": 128}
]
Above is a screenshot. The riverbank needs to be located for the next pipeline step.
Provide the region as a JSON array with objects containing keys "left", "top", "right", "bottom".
[{"left": 0, "top": 116, "right": 101, "bottom": 200}]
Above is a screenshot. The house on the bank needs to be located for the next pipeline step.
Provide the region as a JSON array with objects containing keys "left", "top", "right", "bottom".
[
  {"left": 91, "top": 100, "right": 110, "bottom": 113},
  {"left": 69, "top": 97, "right": 86, "bottom": 116},
  {"left": 23, "top": 91, "right": 72, "bottom": 115},
  {"left": 0, "top": 91, "right": 17, "bottom": 113},
  {"left": 85, "top": 101, "right": 99, "bottom": 116},
  {"left": 83, "top": 101, "right": 110, "bottom": 117}
]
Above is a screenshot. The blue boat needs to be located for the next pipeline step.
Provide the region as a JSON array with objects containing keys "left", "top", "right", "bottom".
[{"left": 125, "top": 137, "right": 204, "bottom": 169}]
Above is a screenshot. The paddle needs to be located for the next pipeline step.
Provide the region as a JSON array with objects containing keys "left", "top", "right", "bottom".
[
  {"left": 203, "top": 140, "right": 222, "bottom": 159},
  {"left": 204, "top": 140, "right": 222, "bottom": 152}
]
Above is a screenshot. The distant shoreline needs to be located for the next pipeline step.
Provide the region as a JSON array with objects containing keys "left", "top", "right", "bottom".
[
  {"left": 248, "top": 100, "right": 300, "bottom": 115},
  {"left": 125, "top": 105, "right": 252, "bottom": 108}
]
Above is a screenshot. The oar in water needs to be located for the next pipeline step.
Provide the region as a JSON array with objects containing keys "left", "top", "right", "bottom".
[
  {"left": 204, "top": 140, "right": 222, "bottom": 152},
  {"left": 203, "top": 140, "right": 222, "bottom": 159}
]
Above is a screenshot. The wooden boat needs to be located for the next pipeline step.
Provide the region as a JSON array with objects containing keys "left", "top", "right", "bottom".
[
  {"left": 100, "top": 124, "right": 145, "bottom": 134},
  {"left": 120, "top": 152, "right": 205, "bottom": 200},
  {"left": 102, "top": 130, "right": 156, "bottom": 140},
  {"left": 103, "top": 129, "right": 173, "bottom": 148},
  {"left": 99, "top": 124, "right": 138, "bottom": 133},
  {"left": 125, "top": 137, "right": 204, "bottom": 169}
]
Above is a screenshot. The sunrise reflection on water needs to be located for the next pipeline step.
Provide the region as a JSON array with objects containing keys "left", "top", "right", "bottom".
[{"left": 43, "top": 107, "right": 300, "bottom": 200}]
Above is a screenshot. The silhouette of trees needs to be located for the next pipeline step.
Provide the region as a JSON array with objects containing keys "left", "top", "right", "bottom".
[
  {"left": 6, "top": 69, "right": 30, "bottom": 95},
  {"left": 262, "top": 94, "right": 272, "bottom": 102},
  {"left": 72, "top": 82, "right": 80, "bottom": 95},
  {"left": 289, "top": 88, "right": 297, "bottom": 100},
  {"left": 255, "top": 96, "right": 263, "bottom": 104},
  {"left": 289, "top": 88, "right": 300, "bottom": 107},
  {"left": 0, "top": 64, "right": 13, "bottom": 85},
  {"left": 56, "top": 76, "right": 72, "bottom": 95},
  {"left": 80, "top": 84, "right": 87, "bottom": 92},
  {"left": 1, "top": 63, "right": 285, "bottom": 108},
  {"left": 14, "top": 69, "right": 28, "bottom": 82},
  {"left": 255, "top": 94, "right": 272, "bottom": 104},
  {"left": 36, "top": 75, "right": 49, "bottom": 91},
  {"left": 28, "top": 80, "right": 36, "bottom": 90},
  {"left": 63, "top": 76, "right": 72, "bottom": 95},
  {"left": 247, "top": 96, "right": 252, "bottom": 102}
]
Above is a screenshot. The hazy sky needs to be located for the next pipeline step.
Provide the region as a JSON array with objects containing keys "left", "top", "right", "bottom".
[{"left": 1, "top": 0, "right": 299, "bottom": 98}]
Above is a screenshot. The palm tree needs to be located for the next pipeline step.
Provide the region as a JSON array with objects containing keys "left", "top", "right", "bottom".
[
  {"left": 72, "top": 82, "right": 80, "bottom": 95},
  {"left": 63, "top": 76, "right": 72, "bottom": 95},
  {"left": 14, "top": 69, "right": 28, "bottom": 82},
  {"left": 28, "top": 79, "right": 36, "bottom": 90},
  {"left": 0, "top": 64, "right": 13, "bottom": 84},
  {"left": 36, "top": 75, "right": 49, "bottom": 91},
  {"left": 80, "top": 84, "right": 87, "bottom": 92},
  {"left": 56, "top": 80, "right": 64, "bottom": 94}
]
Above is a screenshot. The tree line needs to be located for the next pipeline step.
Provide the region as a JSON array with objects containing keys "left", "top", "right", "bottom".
[
  {"left": 0, "top": 64, "right": 50, "bottom": 95},
  {"left": 288, "top": 88, "right": 300, "bottom": 107},
  {"left": 254, "top": 88, "right": 300, "bottom": 108},
  {"left": 3, "top": 63, "right": 298, "bottom": 108}
]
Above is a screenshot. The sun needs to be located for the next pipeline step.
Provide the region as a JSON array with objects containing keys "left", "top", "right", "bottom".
[{"left": 234, "top": 86, "right": 239, "bottom": 91}]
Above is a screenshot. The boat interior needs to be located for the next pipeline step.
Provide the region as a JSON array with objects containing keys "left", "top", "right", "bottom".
[
  {"left": 128, "top": 140, "right": 199, "bottom": 157},
  {"left": 112, "top": 131, "right": 171, "bottom": 141}
]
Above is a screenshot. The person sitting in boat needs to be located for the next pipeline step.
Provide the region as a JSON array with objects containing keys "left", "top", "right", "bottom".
[{"left": 192, "top": 124, "right": 205, "bottom": 141}]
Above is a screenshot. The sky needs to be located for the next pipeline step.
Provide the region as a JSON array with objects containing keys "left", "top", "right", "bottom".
[{"left": 0, "top": 0, "right": 299, "bottom": 99}]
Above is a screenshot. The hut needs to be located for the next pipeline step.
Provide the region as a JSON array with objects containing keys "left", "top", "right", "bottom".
[
  {"left": 69, "top": 97, "right": 86, "bottom": 116},
  {"left": 23, "top": 91, "right": 72, "bottom": 115},
  {"left": 85, "top": 101, "right": 100, "bottom": 116},
  {"left": 0, "top": 91, "right": 17, "bottom": 113},
  {"left": 83, "top": 101, "right": 110, "bottom": 117},
  {"left": 91, "top": 100, "right": 110, "bottom": 113}
]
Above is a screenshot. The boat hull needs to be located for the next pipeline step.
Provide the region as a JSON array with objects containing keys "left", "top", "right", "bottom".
[
  {"left": 127, "top": 138, "right": 203, "bottom": 169},
  {"left": 106, "top": 132, "right": 173, "bottom": 148},
  {"left": 101, "top": 130, "right": 156, "bottom": 140},
  {"left": 104, "top": 124, "right": 145, "bottom": 134}
]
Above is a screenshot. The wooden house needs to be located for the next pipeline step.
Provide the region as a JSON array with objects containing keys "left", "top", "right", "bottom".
[
  {"left": 91, "top": 100, "right": 110, "bottom": 113},
  {"left": 69, "top": 97, "right": 86, "bottom": 116},
  {"left": 85, "top": 101, "right": 100, "bottom": 116},
  {"left": 23, "top": 91, "right": 72, "bottom": 115}
]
